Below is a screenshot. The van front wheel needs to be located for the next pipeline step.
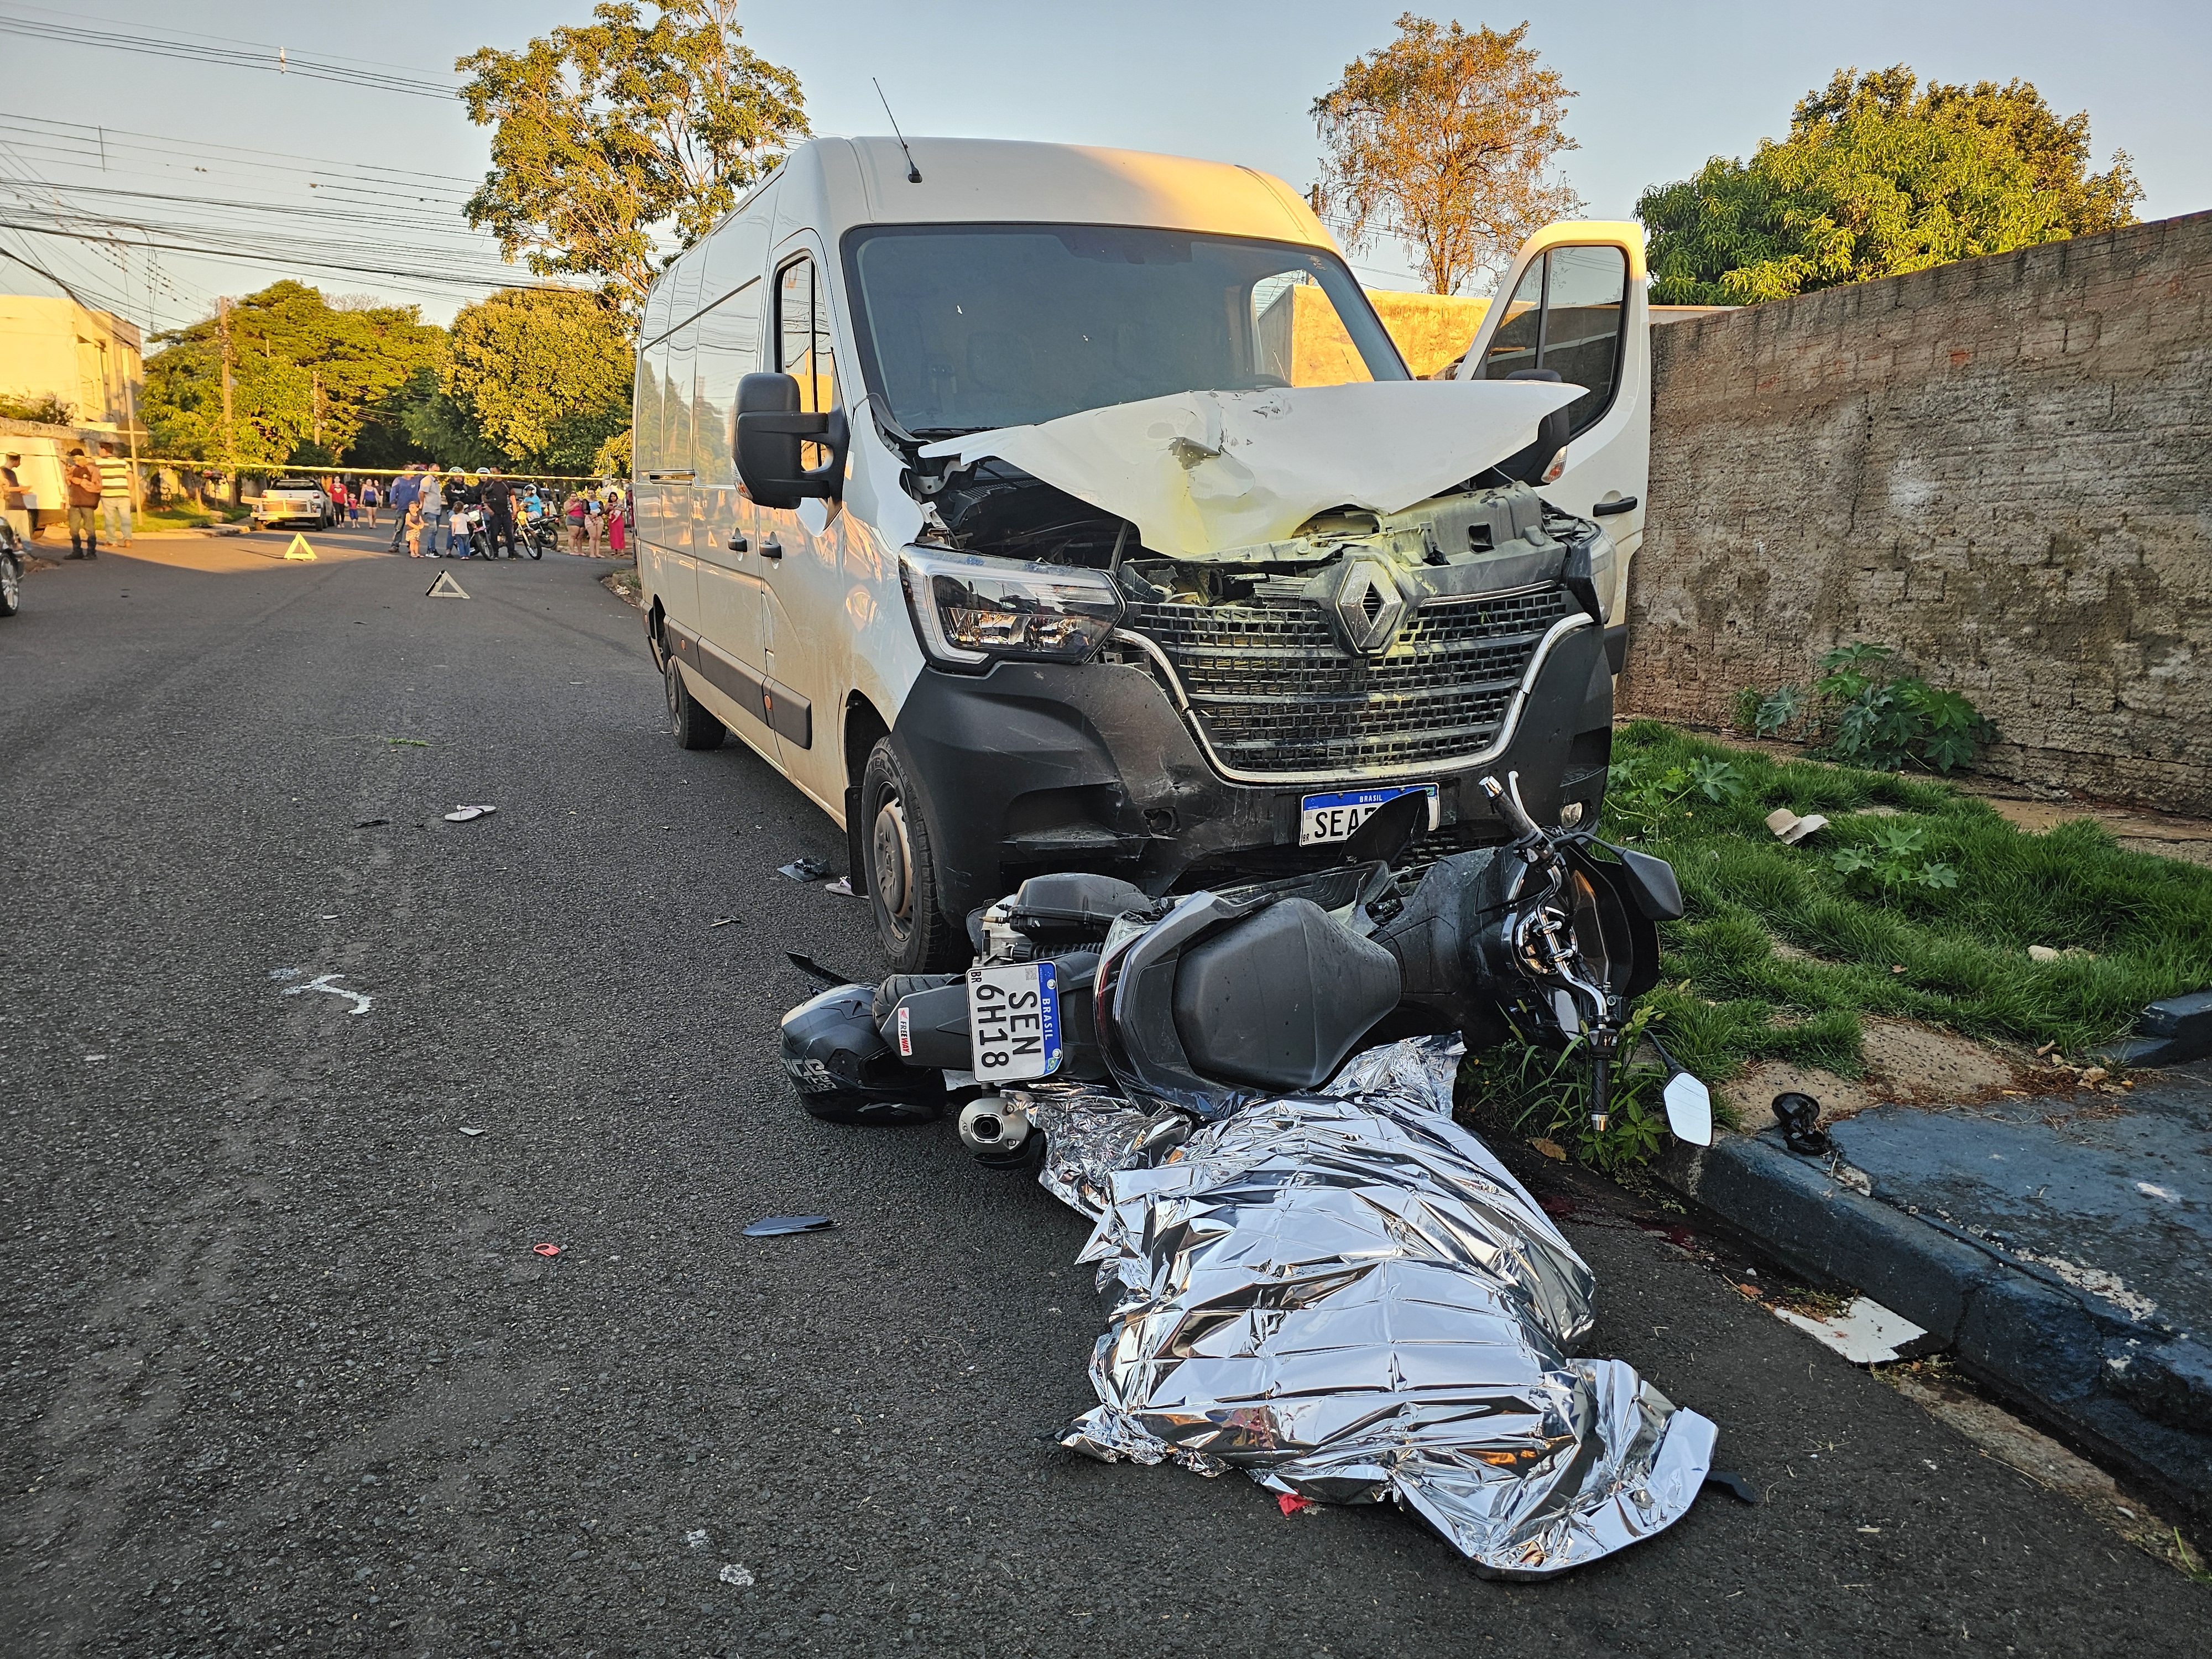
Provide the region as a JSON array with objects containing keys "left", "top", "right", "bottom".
[
  {"left": 861, "top": 739, "right": 961, "bottom": 973},
  {"left": 665, "top": 659, "right": 726, "bottom": 750}
]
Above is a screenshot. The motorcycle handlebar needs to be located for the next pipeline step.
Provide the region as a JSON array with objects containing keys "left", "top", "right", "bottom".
[{"left": 1477, "top": 773, "right": 1546, "bottom": 843}]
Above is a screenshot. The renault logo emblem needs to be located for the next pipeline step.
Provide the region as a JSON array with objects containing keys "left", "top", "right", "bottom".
[{"left": 1333, "top": 557, "right": 1406, "bottom": 654}]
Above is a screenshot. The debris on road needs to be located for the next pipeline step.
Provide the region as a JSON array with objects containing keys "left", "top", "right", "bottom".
[
  {"left": 354, "top": 817, "right": 390, "bottom": 827},
  {"left": 383, "top": 736, "right": 430, "bottom": 747},
  {"left": 1059, "top": 1036, "right": 1717, "bottom": 1579},
  {"left": 1277, "top": 1494, "right": 1318, "bottom": 1517},
  {"left": 823, "top": 876, "right": 857, "bottom": 897},
  {"left": 1773, "top": 1295, "right": 1936, "bottom": 1365},
  {"left": 1765, "top": 807, "right": 1830, "bottom": 844},
  {"left": 274, "top": 969, "right": 372, "bottom": 1016},
  {"left": 459, "top": 1127, "right": 484, "bottom": 1138},
  {"left": 1703, "top": 1470, "right": 1761, "bottom": 1505},
  {"left": 717, "top": 1563, "right": 755, "bottom": 1588},
  {"left": 684, "top": 1530, "right": 709, "bottom": 1550},
  {"left": 444, "top": 805, "right": 497, "bottom": 822},
  {"left": 778, "top": 855, "right": 834, "bottom": 883},
  {"left": 709, "top": 916, "right": 742, "bottom": 928},
  {"left": 532, "top": 1243, "right": 562, "bottom": 1257},
  {"left": 1771, "top": 1091, "right": 1833, "bottom": 1155},
  {"left": 742, "top": 1214, "right": 833, "bottom": 1237}
]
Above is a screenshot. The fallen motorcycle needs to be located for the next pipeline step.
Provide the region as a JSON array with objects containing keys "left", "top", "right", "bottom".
[{"left": 779, "top": 770, "right": 1713, "bottom": 1159}]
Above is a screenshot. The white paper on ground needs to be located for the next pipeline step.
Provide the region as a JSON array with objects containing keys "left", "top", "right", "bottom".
[
  {"left": 917, "top": 380, "right": 1585, "bottom": 557},
  {"left": 1774, "top": 1295, "right": 1930, "bottom": 1364}
]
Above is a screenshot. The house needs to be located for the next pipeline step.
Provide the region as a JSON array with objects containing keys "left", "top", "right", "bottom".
[{"left": 0, "top": 294, "right": 147, "bottom": 525}]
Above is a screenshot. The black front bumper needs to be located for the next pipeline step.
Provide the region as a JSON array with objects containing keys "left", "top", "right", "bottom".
[{"left": 890, "top": 619, "right": 1616, "bottom": 926}]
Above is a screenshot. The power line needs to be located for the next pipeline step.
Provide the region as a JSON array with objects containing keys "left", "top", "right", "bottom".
[
  {"left": 0, "top": 218, "right": 545, "bottom": 293},
  {"left": 0, "top": 12, "right": 458, "bottom": 100}
]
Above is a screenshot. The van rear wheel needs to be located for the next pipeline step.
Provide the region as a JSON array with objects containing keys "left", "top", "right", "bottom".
[
  {"left": 861, "top": 739, "right": 961, "bottom": 973},
  {"left": 665, "top": 658, "right": 725, "bottom": 750}
]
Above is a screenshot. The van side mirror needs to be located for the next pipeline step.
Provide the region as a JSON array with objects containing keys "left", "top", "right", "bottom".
[{"left": 734, "top": 372, "right": 847, "bottom": 509}]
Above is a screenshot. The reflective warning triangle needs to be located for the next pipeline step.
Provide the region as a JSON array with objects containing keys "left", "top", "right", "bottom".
[
  {"left": 425, "top": 571, "right": 470, "bottom": 599},
  {"left": 283, "top": 533, "right": 316, "bottom": 561}
]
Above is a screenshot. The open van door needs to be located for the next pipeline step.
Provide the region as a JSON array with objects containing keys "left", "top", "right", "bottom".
[{"left": 1454, "top": 222, "right": 1648, "bottom": 670}]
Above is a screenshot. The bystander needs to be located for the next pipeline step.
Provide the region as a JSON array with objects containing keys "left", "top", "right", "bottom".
[
  {"left": 64, "top": 446, "right": 101, "bottom": 559},
  {"left": 1, "top": 451, "right": 29, "bottom": 545},
  {"left": 96, "top": 442, "right": 133, "bottom": 548}
]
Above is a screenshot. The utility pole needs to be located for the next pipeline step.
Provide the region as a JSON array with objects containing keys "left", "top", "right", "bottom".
[
  {"left": 312, "top": 370, "right": 324, "bottom": 451},
  {"left": 217, "top": 295, "right": 238, "bottom": 508}
]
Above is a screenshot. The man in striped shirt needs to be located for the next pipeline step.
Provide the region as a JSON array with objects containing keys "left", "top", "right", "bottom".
[{"left": 97, "top": 443, "right": 134, "bottom": 547}]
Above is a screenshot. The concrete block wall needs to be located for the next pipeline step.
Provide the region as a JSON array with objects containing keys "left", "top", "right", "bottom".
[{"left": 1615, "top": 211, "right": 2212, "bottom": 815}]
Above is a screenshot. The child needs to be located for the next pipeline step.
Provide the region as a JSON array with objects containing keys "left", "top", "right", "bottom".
[{"left": 404, "top": 494, "right": 425, "bottom": 558}]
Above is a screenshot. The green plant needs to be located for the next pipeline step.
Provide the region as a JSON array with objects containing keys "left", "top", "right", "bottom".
[
  {"left": 1741, "top": 642, "right": 1996, "bottom": 774},
  {"left": 1830, "top": 820, "right": 1959, "bottom": 894},
  {"left": 1606, "top": 751, "right": 1749, "bottom": 835},
  {"left": 1460, "top": 1004, "right": 1676, "bottom": 1174}
]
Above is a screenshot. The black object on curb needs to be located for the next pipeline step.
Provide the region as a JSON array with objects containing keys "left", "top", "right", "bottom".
[
  {"left": 743, "top": 1214, "right": 834, "bottom": 1237},
  {"left": 1771, "top": 1091, "right": 1833, "bottom": 1156}
]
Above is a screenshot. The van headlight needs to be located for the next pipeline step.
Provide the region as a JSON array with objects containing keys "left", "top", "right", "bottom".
[
  {"left": 1563, "top": 525, "right": 1618, "bottom": 623},
  {"left": 899, "top": 549, "right": 1124, "bottom": 669}
]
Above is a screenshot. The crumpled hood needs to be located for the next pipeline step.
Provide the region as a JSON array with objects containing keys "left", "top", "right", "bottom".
[{"left": 917, "top": 379, "right": 1583, "bottom": 557}]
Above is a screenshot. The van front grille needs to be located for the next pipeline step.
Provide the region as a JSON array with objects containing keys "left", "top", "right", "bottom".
[{"left": 1127, "top": 586, "right": 1573, "bottom": 776}]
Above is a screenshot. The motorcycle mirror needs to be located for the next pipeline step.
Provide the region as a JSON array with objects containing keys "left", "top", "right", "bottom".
[{"left": 1662, "top": 1072, "right": 1713, "bottom": 1146}]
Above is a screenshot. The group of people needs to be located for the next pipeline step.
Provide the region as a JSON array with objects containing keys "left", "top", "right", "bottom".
[
  {"left": 0, "top": 441, "right": 135, "bottom": 558},
  {"left": 372, "top": 463, "right": 630, "bottom": 560}
]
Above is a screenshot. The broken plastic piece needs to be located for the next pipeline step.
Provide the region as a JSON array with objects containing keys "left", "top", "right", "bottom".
[
  {"left": 743, "top": 1214, "right": 833, "bottom": 1237},
  {"left": 1771, "top": 1091, "right": 1833, "bottom": 1156},
  {"left": 1764, "top": 807, "right": 1829, "bottom": 845},
  {"left": 532, "top": 1243, "right": 561, "bottom": 1257},
  {"left": 785, "top": 951, "right": 857, "bottom": 988},
  {"left": 354, "top": 818, "right": 390, "bottom": 828},
  {"left": 823, "top": 876, "right": 856, "bottom": 896},
  {"left": 1703, "top": 1470, "right": 1760, "bottom": 1505},
  {"left": 444, "top": 805, "right": 497, "bottom": 822},
  {"left": 709, "top": 916, "right": 742, "bottom": 928},
  {"left": 458, "top": 1127, "right": 484, "bottom": 1138},
  {"left": 778, "top": 855, "right": 834, "bottom": 882},
  {"left": 1277, "top": 1493, "right": 1318, "bottom": 1516},
  {"left": 1773, "top": 1295, "right": 1936, "bottom": 1364},
  {"left": 718, "top": 1562, "right": 755, "bottom": 1588}
]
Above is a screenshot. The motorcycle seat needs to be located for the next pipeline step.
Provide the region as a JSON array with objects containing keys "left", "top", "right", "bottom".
[{"left": 1171, "top": 899, "right": 1402, "bottom": 1093}]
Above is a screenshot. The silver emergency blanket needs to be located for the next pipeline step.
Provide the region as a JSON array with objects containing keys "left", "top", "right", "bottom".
[{"left": 1055, "top": 1037, "right": 1718, "bottom": 1578}]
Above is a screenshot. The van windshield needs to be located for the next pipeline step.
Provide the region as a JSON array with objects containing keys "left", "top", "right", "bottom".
[{"left": 842, "top": 223, "right": 1408, "bottom": 436}]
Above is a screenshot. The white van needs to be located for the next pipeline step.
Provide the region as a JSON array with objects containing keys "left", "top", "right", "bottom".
[{"left": 632, "top": 137, "right": 1648, "bottom": 971}]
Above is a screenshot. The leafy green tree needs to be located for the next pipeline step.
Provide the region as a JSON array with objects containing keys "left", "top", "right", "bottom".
[
  {"left": 143, "top": 281, "right": 442, "bottom": 467},
  {"left": 457, "top": 0, "right": 807, "bottom": 312},
  {"left": 1312, "top": 15, "right": 1580, "bottom": 296},
  {"left": 1640, "top": 67, "right": 2140, "bottom": 304},
  {"left": 406, "top": 288, "right": 634, "bottom": 473}
]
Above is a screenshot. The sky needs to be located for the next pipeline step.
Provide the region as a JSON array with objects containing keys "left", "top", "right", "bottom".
[{"left": 0, "top": 0, "right": 2205, "bottom": 336}]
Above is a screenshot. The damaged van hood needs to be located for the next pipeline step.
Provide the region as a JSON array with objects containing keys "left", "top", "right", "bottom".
[{"left": 916, "top": 380, "right": 1583, "bottom": 558}]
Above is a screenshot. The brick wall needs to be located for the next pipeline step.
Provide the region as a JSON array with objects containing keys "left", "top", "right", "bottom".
[{"left": 1616, "top": 211, "right": 2212, "bottom": 814}]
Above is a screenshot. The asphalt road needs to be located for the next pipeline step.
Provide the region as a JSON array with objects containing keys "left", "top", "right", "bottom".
[{"left": 3, "top": 530, "right": 2205, "bottom": 1657}]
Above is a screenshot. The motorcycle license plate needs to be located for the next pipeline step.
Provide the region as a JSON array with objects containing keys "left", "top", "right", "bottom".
[
  {"left": 966, "top": 960, "right": 1061, "bottom": 1082},
  {"left": 1298, "top": 784, "right": 1440, "bottom": 847}
]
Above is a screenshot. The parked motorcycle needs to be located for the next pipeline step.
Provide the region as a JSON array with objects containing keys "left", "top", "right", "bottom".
[{"left": 780, "top": 772, "right": 1713, "bottom": 1164}]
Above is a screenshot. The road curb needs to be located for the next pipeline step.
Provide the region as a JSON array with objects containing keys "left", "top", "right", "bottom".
[{"left": 1653, "top": 1128, "right": 2212, "bottom": 1520}]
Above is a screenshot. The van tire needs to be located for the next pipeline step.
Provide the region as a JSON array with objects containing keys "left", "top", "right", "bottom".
[
  {"left": 665, "top": 659, "right": 726, "bottom": 750},
  {"left": 860, "top": 739, "right": 962, "bottom": 973}
]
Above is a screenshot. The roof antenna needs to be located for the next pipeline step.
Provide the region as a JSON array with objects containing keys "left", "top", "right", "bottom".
[{"left": 873, "top": 77, "right": 922, "bottom": 184}]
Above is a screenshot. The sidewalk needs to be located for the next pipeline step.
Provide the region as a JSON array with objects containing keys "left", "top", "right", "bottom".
[{"left": 1657, "top": 1060, "right": 2212, "bottom": 1519}]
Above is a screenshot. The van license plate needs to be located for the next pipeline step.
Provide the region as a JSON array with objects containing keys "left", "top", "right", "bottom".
[
  {"left": 1299, "top": 784, "right": 1441, "bottom": 847},
  {"left": 967, "top": 960, "right": 1061, "bottom": 1083}
]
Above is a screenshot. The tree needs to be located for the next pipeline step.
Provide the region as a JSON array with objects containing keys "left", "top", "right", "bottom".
[
  {"left": 142, "top": 281, "right": 442, "bottom": 468},
  {"left": 1639, "top": 67, "right": 2140, "bottom": 305},
  {"left": 406, "top": 288, "right": 634, "bottom": 473},
  {"left": 457, "top": 0, "right": 808, "bottom": 312},
  {"left": 1312, "top": 15, "right": 1580, "bottom": 296}
]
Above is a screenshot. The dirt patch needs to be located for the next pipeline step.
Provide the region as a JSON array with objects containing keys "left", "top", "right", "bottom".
[{"left": 1728, "top": 1019, "right": 2032, "bottom": 1130}]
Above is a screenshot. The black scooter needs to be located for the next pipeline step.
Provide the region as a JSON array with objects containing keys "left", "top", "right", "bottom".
[{"left": 780, "top": 772, "right": 1713, "bottom": 1161}]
